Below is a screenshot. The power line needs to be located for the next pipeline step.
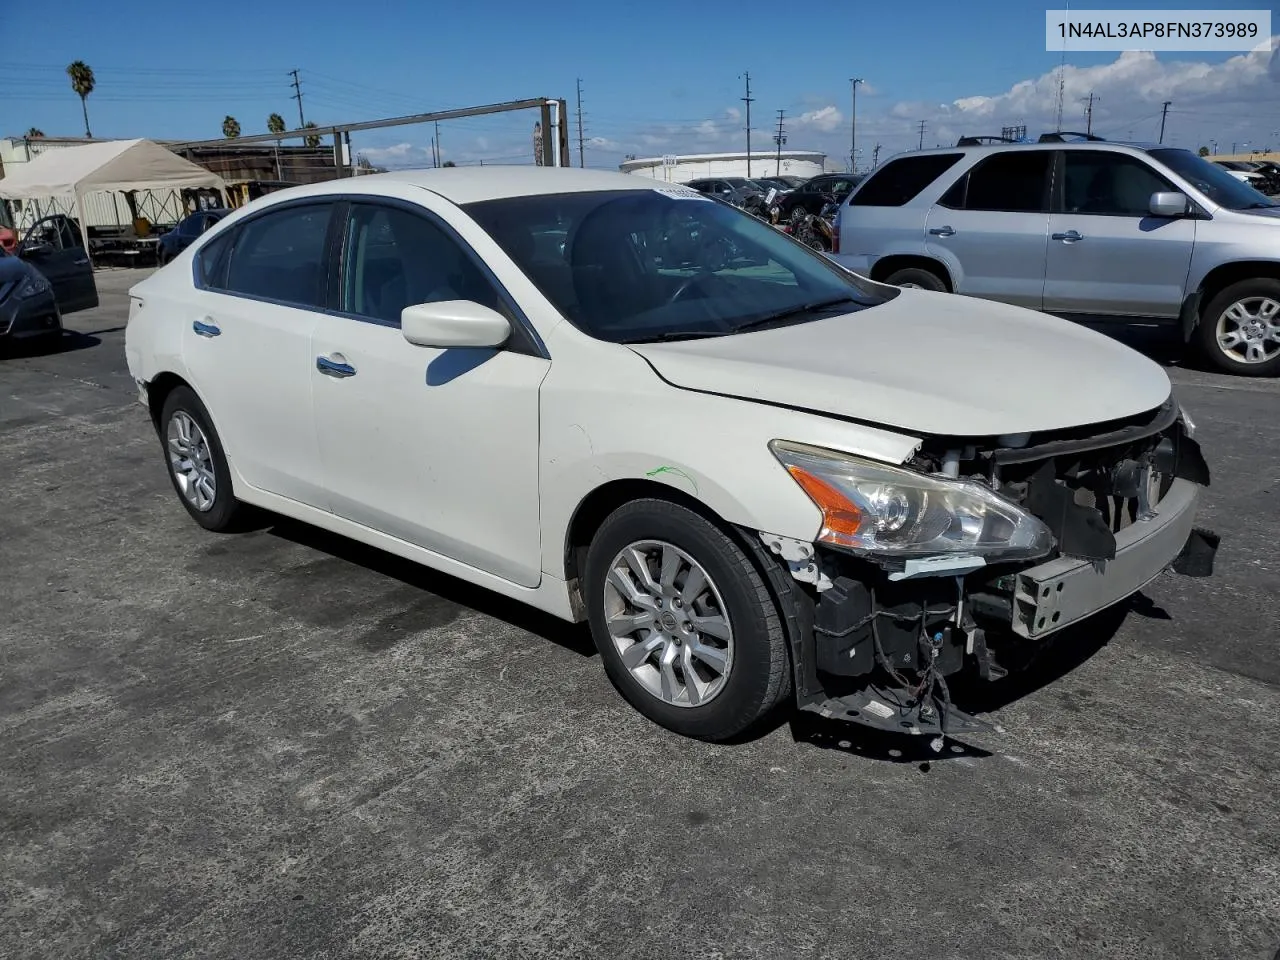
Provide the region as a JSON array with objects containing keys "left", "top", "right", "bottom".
[
  {"left": 740, "top": 71, "right": 754, "bottom": 177},
  {"left": 289, "top": 69, "right": 306, "bottom": 129}
]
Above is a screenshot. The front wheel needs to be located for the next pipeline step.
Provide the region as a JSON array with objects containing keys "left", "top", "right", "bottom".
[
  {"left": 884, "top": 266, "right": 947, "bottom": 291},
  {"left": 583, "top": 499, "right": 791, "bottom": 741},
  {"left": 1197, "top": 278, "right": 1280, "bottom": 376}
]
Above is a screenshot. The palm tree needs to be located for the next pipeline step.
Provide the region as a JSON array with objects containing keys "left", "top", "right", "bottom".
[
  {"left": 222, "top": 116, "right": 241, "bottom": 139},
  {"left": 66, "top": 61, "right": 95, "bottom": 138},
  {"left": 267, "top": 113, "right": 286, "bottom": 135},
  {"left": 302, "top": 121, "right": 320, "bottom": 148},
  {"left": 25, "top": 127, "right": 45, "bottom": 139}
]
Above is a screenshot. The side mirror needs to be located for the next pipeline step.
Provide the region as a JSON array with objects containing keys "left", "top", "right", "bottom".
[
  {"left": 1149, "top": 191, "right": 1190, "bottom": 218},
  {"left": 401, "top": 300, "right": 511, "bottom": 349}
]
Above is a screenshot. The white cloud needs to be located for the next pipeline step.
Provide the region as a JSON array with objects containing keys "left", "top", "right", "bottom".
[
  {"left": 588, "top": 136, "right": 621, "bottom": 150},
  {"left": 695, "top": 119, "right": 720, "bottom": 141},
  {"left": 725, "top": 107, "right": 741, "bottom": 121},
  {"left": 640, "top": 134, "right": 670, "bottom": 146},
  {"left": 794, "top": 105, "right": 844, "bottom": 132}
]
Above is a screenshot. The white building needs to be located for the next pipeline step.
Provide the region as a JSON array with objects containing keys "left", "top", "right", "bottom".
[{"left": 620, "top": 150, "right": 828, "bottom": 183}]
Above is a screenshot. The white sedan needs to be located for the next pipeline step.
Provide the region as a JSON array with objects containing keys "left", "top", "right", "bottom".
[{"left": 125, "top": 167, "right": 1216, "bottom": 742}]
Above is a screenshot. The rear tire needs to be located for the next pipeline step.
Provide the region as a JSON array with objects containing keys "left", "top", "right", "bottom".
[
  {"left": 158, "top": 386, "right": 247, "bottom": 532},
  {"left": 884, "top": 266, "right": 947, "bottom": 291},
  {"left": 1196, "top": 278, "right": 1280, "bottom": 377},
  {"left": 583, "top": 499, "right": 791, "bottom": 741}
]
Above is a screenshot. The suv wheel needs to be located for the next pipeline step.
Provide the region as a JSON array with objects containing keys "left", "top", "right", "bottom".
[
  {"left": 884, "top": 266, "right": 947, "bottom": 292},
  {"left": 583, "top": 499, "right": 791, "bottom": 741},
  {"left": 1198, "top": 278, "right": 1280, "bottom": 376}
]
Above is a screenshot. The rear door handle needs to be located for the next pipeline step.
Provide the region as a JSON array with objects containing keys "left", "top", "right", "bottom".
[
  {"left": 1052, "top": 230, "right": 1084, "bottom": 242},
  {"left": 316, "top": 355, "right": 357, "bottom": 378},
  {"left": 72, "top": 257, "right": 90, "bottom": 265},
  {"left": 928, "top": 225, "right": 956, "bottom": 237},
  {"left": 192, "top": 319, "right": 221, "bottom": 338}
]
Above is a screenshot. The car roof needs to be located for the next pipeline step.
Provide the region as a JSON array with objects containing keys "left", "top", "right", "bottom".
[{"left": 256, "top": 166, "right": 664, "bottom": 206}]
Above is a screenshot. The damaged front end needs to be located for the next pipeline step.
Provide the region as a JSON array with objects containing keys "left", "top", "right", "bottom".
[{"left": 761, "top": 396, "right": 1219, "bottom": 743}]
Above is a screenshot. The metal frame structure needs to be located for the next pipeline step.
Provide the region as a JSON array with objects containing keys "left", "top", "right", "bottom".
[{"left": 168, "top": 98, "right": 572, "bottom": 173}]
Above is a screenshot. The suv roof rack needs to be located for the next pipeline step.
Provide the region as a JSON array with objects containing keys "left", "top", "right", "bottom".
[
  {"left": 1038, "top": 131, "right": 1106, "bottom": 143},
  {"left": 956, "top": 135, "right": 1017, "bottom": 146}
]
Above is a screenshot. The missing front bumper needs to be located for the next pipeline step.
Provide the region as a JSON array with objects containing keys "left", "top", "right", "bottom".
[{"left": 1011, "top": 478, "right": 1204, "bottom": 639}]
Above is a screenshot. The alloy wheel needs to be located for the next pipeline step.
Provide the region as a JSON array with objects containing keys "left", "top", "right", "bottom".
[
  {"left": 603, "top": 540, "right": 734, "bottom": 708},
  {"left": 167, "top": 411, "right": 217, "bottom": 511},
  {"left": 1216, "top": 296, "right": 1280, "bottom": 365}
]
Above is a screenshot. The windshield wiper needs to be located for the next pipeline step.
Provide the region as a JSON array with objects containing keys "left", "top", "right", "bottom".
[
  {"left": 619, "top": 329, "right": 733, "bottom": 344},
  {"left": 731, "top": 295, "right": 860, "bottom": 334},
  {"left": 1244, "top": 201, "right": 1280, "bottom": 209}
]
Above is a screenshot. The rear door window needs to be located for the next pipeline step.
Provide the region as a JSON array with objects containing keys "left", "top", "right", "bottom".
[
  {"left": 221, "top": 203, "right": 332, "bottom": 307},
  {"left": 849, "top": 154, "right": 964, "bottom": 207},
  {"left": 943, "top": 152, "right": 1052, "bottom": 213}
]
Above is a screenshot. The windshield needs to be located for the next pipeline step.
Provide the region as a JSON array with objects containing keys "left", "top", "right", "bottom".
[
  {"left": 1148, "top": 148, "right": 1278, "bottom": 210},
  {"left": 464, "top": 188, "right": 888, "bottom": 344}
]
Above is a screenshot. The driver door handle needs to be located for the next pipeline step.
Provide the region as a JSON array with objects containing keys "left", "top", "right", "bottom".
[
  {"left": 192, "top": 319, "right": 221, "bottom": 338},
  {"left": 316, "top": 355, "right": 357, "bottom": 378},
  {"left": 72, "top": 257, "right": 89, "bottom": 265},
  {"left": 928, "top": 225, "right": 955, "bottom": 237},
  {"left": 1052, "top": 230, "right": 1084, "bottom": 242}
]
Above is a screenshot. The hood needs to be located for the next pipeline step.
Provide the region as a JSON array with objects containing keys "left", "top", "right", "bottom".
[{"left": 628, "top": 289, "right": 1172, "bottom": 437}]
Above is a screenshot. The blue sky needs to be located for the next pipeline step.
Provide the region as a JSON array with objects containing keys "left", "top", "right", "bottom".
[{"left": 3, "top": 0, "right": 1278, "bottom": 170}]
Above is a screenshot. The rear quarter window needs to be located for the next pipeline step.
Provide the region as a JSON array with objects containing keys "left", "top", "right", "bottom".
[{"left": 849, "top": 153, "right": 964, "bottom": 207}]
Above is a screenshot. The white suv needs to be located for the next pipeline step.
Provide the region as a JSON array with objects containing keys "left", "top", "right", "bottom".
[{"left": 833, "top": 135, "right": 1280, "bottom": 376}]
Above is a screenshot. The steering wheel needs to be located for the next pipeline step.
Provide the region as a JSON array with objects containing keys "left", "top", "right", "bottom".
[{"left": 665, "top": 270, "right": 713, "bottom": 305}]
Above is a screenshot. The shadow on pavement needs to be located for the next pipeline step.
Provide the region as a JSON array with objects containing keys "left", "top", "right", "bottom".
[
  {"left": 0, "top": 329, "right": 101, "bottom": 360},
  {"left": 1077, "top": 320, "right": 1190, "bottom": 369},
  {"left": 266, "top": 516, "right": 597, "bottom": 659}
]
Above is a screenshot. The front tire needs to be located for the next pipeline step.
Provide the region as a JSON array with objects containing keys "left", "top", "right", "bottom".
[
  {"left": 158, "top": 386, "right": 246, "bottom": 532},
  {"left": 1196, "top": 278, "right": 1280, "bottom": 376},
  {"left": 583, "top": 499, "right": 791, "bottom": 741}
]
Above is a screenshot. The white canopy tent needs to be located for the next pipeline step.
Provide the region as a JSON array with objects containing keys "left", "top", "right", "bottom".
[{"left": 0, "top": 138, "right": 225, "bottom": 253}]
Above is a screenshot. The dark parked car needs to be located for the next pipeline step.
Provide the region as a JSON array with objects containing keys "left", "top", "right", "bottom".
[
  {"left": 158, "top": 208, "right": 231, "bottom": 264},
  {"left": 776, "top": 173, "right": 865, "bottom": 223},
  {"left": 1, "top": 214, "right": 98, "bottom": 348},
  {"left": 685, "top": 177, "right": 766, "bottom": 207}
]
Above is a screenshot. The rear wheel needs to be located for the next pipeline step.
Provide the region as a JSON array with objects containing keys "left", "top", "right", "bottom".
[
  {"left": 1197, "top": 278, "right": 1280, "bottom": 376},
  {"left": 583, "top": 499, "right": 791, "bottom": 741},
  {"left": 884, "top": 266, "right": 947, "bottom": 291},
  {"left": 158, "top": 386, "right": 247, "bottom": 531}
]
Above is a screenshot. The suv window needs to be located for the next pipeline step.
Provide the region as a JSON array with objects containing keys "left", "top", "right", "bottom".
[
  {"left": 943, "top": 152, "right": 1051, "bottom": 213},
  {"left": 1061, "top": 151, "right": 1172, "bottom": 216},
  {"left": 850, "top": 154, "right": 964, "bottom": 207},
  {"left": 222, "top": 203, "right": 331, "bottom": 306},
  {"left": 340, "top": 203, "right": 502, "bottom": 325}
]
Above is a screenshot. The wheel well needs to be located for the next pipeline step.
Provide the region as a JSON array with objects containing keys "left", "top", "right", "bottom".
[
  {"left": 1196, "top": 261, "right": 1280, "bottom": 311},
  {"left": 145, "top": 372, "right": 191, "bottom": 428},
  {"left": 868, "top": 255, "right": 953, "bottom": 291},
  {"left": 563, "top": 479, "right": 725, "bottom": 588}
]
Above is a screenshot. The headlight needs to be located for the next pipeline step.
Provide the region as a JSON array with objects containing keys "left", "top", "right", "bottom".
[
  {"left": 770, "top": 440, "right": 1055, "bottom": 560},
  {"left": 16, "top": 273, "right": 51, "bottom": 299}
]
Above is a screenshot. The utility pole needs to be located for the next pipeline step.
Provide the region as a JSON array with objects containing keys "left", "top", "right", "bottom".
[
  {"left": 849, "top": 78, "right": 863, "bottom": 173},
  {"left": 576, "top": 78, "right": 586, "bottom": 168},
  {"left": 773, "top": 109, "right": 787, "bottom": 175},
  {"left": 741, "top": 72, "right": 754, "bottom": 177},
  {"left": 1080, "top": 92, "right": 1097, "bottom": 135},
  {"left": 917, "top": 120, "right": 927, "bottom": 150},
  {"left": 1232, "top": 141, "right": 1237, "bottom": 154},
  {"left": 872, "top": 143, "right": 882, "bottom": 168},
  {"left": 1158, "top": 100, "right": 1172, "bottom": 144},
  {"left": 289, "top": 69, "right": 306, "bottom": 129},
  {"left": 435, "top": 121, "right": 441, "bottom": 167}
]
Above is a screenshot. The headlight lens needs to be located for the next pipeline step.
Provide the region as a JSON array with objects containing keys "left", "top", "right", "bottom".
[
  {"left": 770, "top": 440, "right": 1055, "bottom": 560},
  {"left": 16, "top": 272, "right": 51, "bottom": 299}
]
